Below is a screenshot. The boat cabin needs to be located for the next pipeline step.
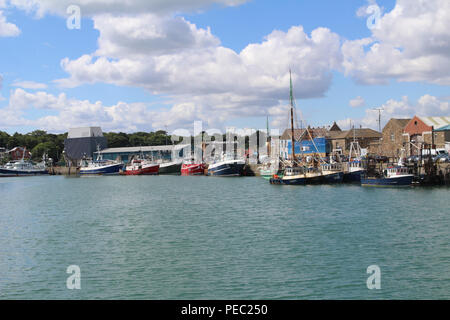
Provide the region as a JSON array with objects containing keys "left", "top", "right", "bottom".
[{"left": 384, "top": 167, "right": 410, "bottom": 177}]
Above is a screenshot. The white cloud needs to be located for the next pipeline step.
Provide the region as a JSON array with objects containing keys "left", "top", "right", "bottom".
[
  {"left": 0, "top": 10, "right": 20, "bottom": 37},
  {"left": 12, "top": 80, "right": 48, "bottom": 89},
  {"left": 339, "top": 94, "right": 449, "bottom": 130},
  {"left": 53, "top": 18, "right": 342, "bottom": 130},
  {"left": 343, "top": 0, "right": 450, "bottom": 85},
  {"left": 349, "top": 96, "right": 365, "bottom": 108}
]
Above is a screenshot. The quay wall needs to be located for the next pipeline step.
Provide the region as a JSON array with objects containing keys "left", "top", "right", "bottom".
[{"left": 48, "top": 166, "right": 79, "bottom": 176}]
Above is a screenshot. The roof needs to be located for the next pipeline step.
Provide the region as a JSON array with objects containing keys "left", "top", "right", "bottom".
[
  {"left": 329, "top": 122, "right": 342, "bottom": 132},
  {"left": 98, "top": 144, "right": 190, "bottom": 154},
  {"left": 67, "top": 127, "right": 104, "bottom": 139},
  {"left": 419, "top": 116, "right": 450, "bottom": 129},
  {"left": 386, "top": 118, "right": 411, "bottom": 129},
  {"left": 281, "top": 127, "right": 330, "bottom": 140},
  {"left": 434, "top": 124, "right": 450, "bottom": 132},
  {"left": 332, "top": 128, "right": 382, "bottom": 140}
]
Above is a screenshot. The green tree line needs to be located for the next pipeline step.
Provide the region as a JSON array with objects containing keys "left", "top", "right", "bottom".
[{"left": 0, "top": 130, "right": 173, "bottom": 162}]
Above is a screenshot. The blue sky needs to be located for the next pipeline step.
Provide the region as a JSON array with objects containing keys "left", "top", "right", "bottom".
[{"left": 0, "top": 0, "right": 449, "bottom": 134}]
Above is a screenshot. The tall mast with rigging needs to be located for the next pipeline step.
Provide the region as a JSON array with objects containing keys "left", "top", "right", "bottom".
[{"left": 289, "top": 70, "right": 296, "bottom": 165}]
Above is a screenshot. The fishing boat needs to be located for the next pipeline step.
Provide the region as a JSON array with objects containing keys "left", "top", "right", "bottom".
[
  {"left": 0, "top": 159, "right": 48, "bottom": 177},
  {"left": 259, "top": 116, "right": 280, "bottom": 179},
  {"left": 181, "top": 159, "right": 206, "bottom": 176},
  {"left": 343, "top": 129, "right": 366, "bottom": 183},
  {"left": 158, "top": 160, "right": 182, "bottom": 175},
  {"left": 270, "top": 70, "right": 331, "bottom": 185},
  {"left": 321, "top": 162, "right": 344, "bottom": 183},
  {"left": 207, "top": 154, "right": 245, "bottom": 177},
  {"left": 361, "top": 154, "right": 413, "bottom": 187},
  {"left": 361, "top": 166, "right": 414, "bottom": 187},
  {"left": 124, "top": 155, "right": 159, "bottom": 175},
  {"left": 79, "top": 147, "right": 123, "bottom": 175},
  {"left": 344, "top": 159, "right": 366, "bottom": 182},
  {"left": 0, "top": 150, "right": 48, "bottom": 177},
  {"left": 259, "top": 162, "right": 279, "bottom": 180}
]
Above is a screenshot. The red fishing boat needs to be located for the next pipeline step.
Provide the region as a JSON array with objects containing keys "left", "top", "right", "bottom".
[
  {"left": 181, "top": 159, "right": 206, "bottom": 176},
  {"left": 124, "top": 158, "right": 159, "bottom": 175}
]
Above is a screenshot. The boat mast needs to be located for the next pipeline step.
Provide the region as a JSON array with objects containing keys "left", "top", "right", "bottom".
[
  {"left": 266, "top": 115, "right": 271, "bottom": 156},
  {"left": 289, "top": 70, "right": 296, "bottom": 165}
]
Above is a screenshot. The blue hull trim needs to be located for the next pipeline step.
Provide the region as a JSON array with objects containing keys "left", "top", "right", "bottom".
[
  {"left": 208, "top": 163, "right": 245, "bottom": 176},
  {"left": 361, "top": 175, "right": 413, "bottom": 187},
  {"left": 343, "top": 170, "right": 365, "bottom": 183},
  {"left": 80, "top": 164, "right": 123, "bottom": 175},
  {"left": 0, "top": 168, "right": 48, "bottom": 176}
]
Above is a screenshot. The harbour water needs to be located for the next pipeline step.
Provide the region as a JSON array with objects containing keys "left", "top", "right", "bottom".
[{"left": 0, "top": 176, "right": 449, "bottom": 299}]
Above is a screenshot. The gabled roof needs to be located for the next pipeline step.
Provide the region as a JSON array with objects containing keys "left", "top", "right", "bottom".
[
  {"left": 419, "top": 117, "right": 450, "bottom": 129},
  {"left": 329, "top": 122, "right": 342, "bottom": 132},
  {"left": 332, "top": 128, "right": 382, "bottom": 140},
  {"left": 387, "top": 118, "right": 411, "bottom": 129},
  {"left": 281, "top": 127, "right": 329, "bottom": 140}
]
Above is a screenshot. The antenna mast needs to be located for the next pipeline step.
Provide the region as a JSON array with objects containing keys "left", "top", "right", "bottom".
[{"left": 373, "top": 108, "right": 384, "bottom": 132}]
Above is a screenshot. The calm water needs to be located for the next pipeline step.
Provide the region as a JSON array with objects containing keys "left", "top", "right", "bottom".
[{"left": 0, "top": 175, "right": 449, "bottom": 299}]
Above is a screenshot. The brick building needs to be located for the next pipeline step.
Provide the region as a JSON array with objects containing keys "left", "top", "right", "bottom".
[
  {"left": 8, "top": 147, "right": 32, "bottom": 160},
  {"left": 380, "top": 118, "right": 410, "bottom": 158},
  {"left": 403, "top": 116, "right": 450, "bottom": 155}
]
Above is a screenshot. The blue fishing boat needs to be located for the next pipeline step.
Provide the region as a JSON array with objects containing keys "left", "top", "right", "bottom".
[
  {"left": 344, "top": 160, "right": 366, "bottom": 182},
  {"left": 207, "top": 154, "right": 245, "bottom": 177},
  {"left": 321, "top": 162, "right": 344, "bottom": 183},
  {"left": 79, "top": 147, "right": 123, "bottom": 175},
  {"left": 361, "top": 166, "right": 413, "bottom": 187},
  {"left": 343, "top": 131, "right": 366, "bottom": 183}
]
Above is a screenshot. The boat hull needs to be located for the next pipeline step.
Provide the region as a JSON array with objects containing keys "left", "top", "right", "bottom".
[
  {"left": 124, "top": 164, "right": 159, "bottom": 175},
  {"left": 343, "top": 170, "right": 365, "bottom": 183},
  {"left": 79, "top": 163, "right": 123, "bottom": 175},
  {"left": 270, "top": 174, "right": 324, "bottom": 185},
  {"left": 181, "top": 163, "right": 205, "bottom": 176},
  {"left": 159, "top": 163, "right": 182, "bottom": 175},
  {"left": 0, "top": 167, "right": 48, "bottom": 176},
  {"left": 322, "top": 172, "right": 344, "bottom": 183},
  {"left": 208, "top": 162, "right": 245, "bottom": 177},
  {"left": 361, "top": 175, "right": 414, "bottom": 187}
]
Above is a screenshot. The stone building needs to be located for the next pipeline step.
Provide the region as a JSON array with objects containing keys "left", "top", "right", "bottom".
[
  {"left": 330, "top": 128, "right": 382, "bottom": 155},
  {"left": 380, "top": 118, "right": 410, "bottom": 158}
]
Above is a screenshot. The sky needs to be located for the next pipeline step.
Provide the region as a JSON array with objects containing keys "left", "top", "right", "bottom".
[{"left": 0, "top": 0, "right": 449, "bottom": 134}]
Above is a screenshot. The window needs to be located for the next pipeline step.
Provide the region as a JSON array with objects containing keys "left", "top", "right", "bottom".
[{"left": 391, "top": 134, "right": 395, "bottom": 142}]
